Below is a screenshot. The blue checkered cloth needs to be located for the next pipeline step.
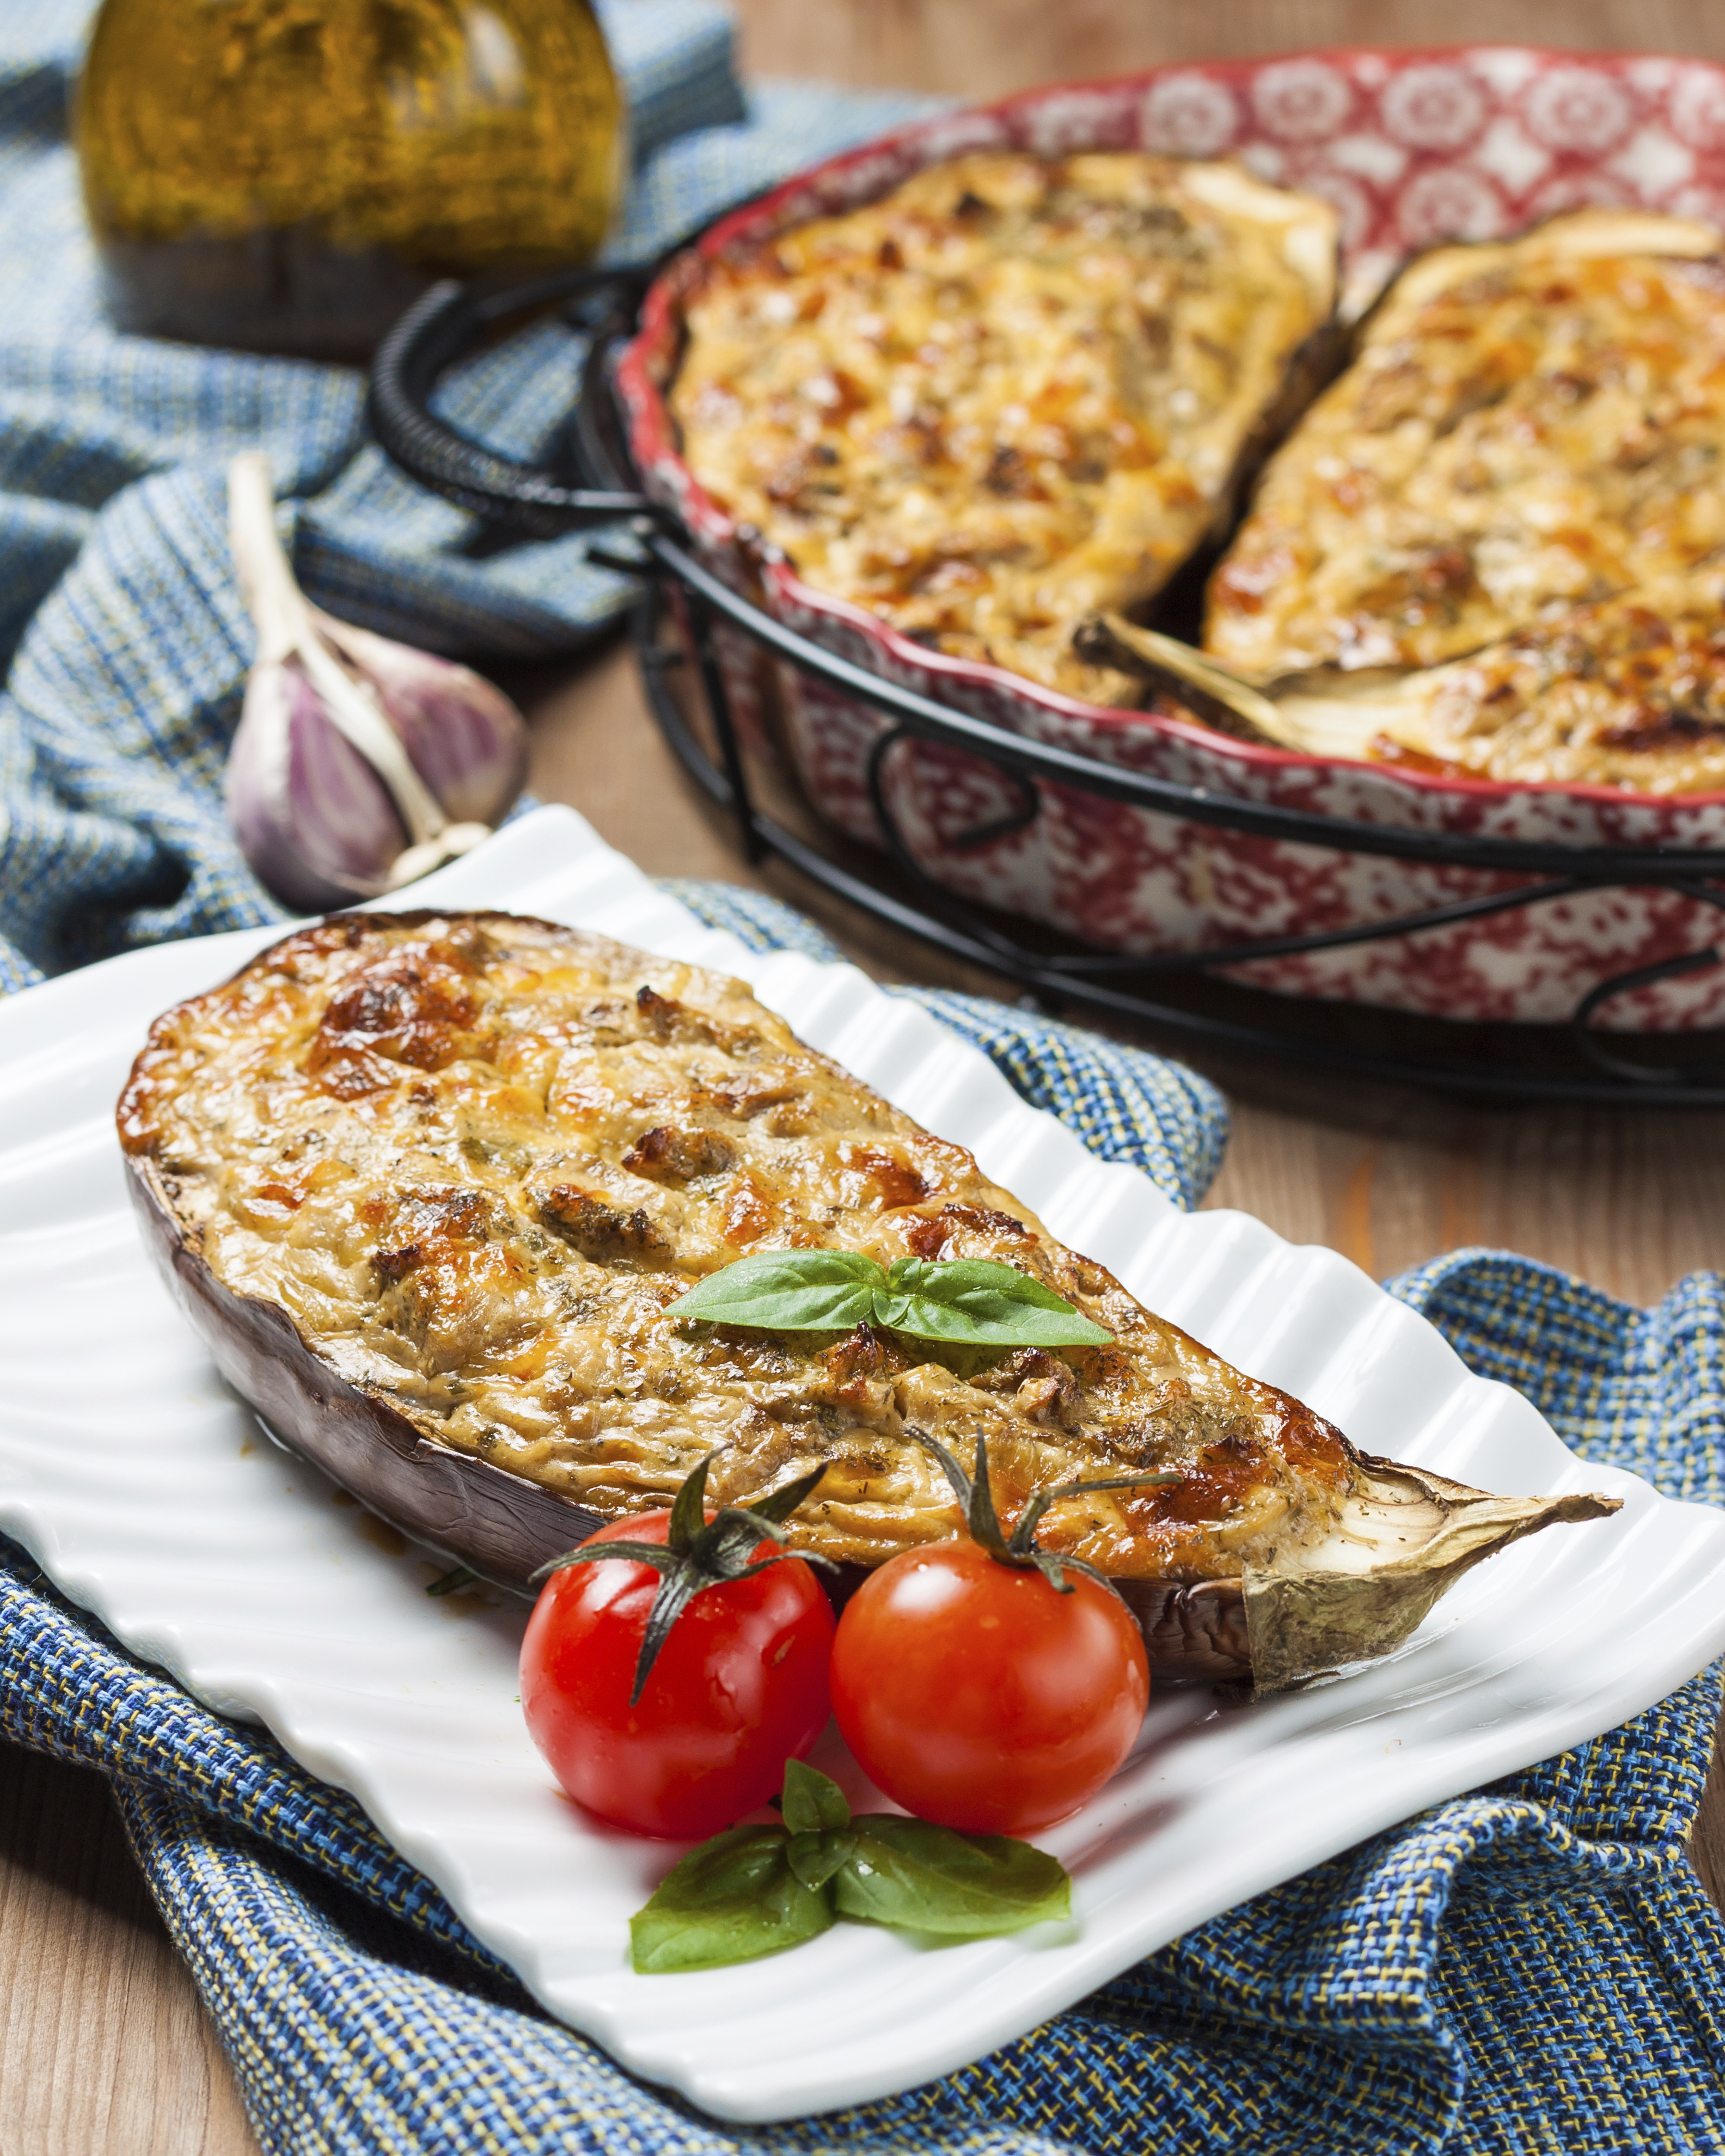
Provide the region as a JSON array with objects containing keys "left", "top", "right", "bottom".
[
  {"left": 2, "top": 7, "right": 1724, "bottom": 2151},
  {"left": 0, "top": 0, "right": 936, "bottom": 993}
]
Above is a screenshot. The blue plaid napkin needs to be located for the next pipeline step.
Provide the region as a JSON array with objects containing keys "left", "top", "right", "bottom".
[
  {"left": 3, "top": 5, "right": 1724, "bottom": 2151},
  {"left": 0, "top": 0, "right": 935, "bottom": 993}
]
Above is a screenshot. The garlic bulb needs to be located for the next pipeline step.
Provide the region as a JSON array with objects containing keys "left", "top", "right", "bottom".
[{"left": 224, "top": 451, "right": 529, "bottom": 913}]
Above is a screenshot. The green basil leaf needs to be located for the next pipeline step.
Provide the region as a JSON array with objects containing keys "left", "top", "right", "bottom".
[
  {"left": 875, "top": 1258, "right": 1112, "bottom": 1348},
  {"left": 788, "top": 1827, "right": 858, "bottom": 1890},
  {"left": 629, "top": 1826, "right": 834, "bottom": 1974},
  {"left": 834, "top": 1818, "right": 1073, "bottom": 1937},
  {"left": 664, "top": 1250, "right": 1111, "bottom": 1347},
  {"left": 666, "top": 1250, "right": 883, "bottom": 1333},
  {"left": 782, "top": 1757, "right": 853, "bottom": 1837}
]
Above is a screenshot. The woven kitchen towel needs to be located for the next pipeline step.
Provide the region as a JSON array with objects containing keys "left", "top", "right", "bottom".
[
  {"left": 0, "top": 0, "right": 938, "bottom": 993},
  {"left": 2, "top": 982, "right": 1723, "bottom": 2155}
]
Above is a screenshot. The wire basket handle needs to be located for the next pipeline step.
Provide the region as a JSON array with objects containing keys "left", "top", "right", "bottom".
[{"left": 367, "top": 264, "right": 659, "bottom": 538}]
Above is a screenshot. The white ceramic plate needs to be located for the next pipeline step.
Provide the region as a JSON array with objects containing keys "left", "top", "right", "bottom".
[{"left": 4, "top": 803, "right": 1723, "bottom": 2123}]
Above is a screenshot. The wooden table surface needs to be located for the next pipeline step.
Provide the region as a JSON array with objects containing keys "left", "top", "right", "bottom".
[{"left": 11, "top": 3, "right": 1725, "bottom": 2147}]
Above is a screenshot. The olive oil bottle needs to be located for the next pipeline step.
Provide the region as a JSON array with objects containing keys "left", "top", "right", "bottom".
[{"left": 77, "top": 0, "right": 623, "bottom": 358}]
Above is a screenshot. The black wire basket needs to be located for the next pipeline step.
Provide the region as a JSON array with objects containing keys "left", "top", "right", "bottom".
[{"left": 369, "top": 264, "right": 1725, "bottom": 1107}]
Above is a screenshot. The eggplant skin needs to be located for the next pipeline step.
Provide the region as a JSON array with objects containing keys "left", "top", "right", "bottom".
[
  {"left": 128, "top": 1147, "right": 1268, "bottom": 1664},
  {"left": 123, "top": 1144, "right": 1263, "bottom": 1682},
  {"left": 125, "top": 1149, "right": 605, "bottom": 1584},
  {"left": 118, "top": 909, "right": 1618, "bottom": 1692},
  {"left": 127, "top": 1146, "right": 1617, "bottom": 1693}
]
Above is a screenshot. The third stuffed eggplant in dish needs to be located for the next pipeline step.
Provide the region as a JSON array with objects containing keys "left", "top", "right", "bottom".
[{"left": 1206, "top": 210, "right": 1725, "bottom": 682}]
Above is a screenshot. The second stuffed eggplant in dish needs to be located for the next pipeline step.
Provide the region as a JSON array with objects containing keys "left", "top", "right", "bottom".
[
  {"left": 670, "top": 150, "right": 1339, "bottom": 703},
  {"left": 1206, "top": 209, "right": 1725, "bottom": 683},
  {"left": 119, "top": 910, "right": 1617, "bottom": 1694},
  {"left": 1185, "top": 208, "right": 1725, "bottom": 793}
]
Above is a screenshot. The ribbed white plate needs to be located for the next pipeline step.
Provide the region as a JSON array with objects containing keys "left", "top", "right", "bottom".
[{"left": 3, "top": 804, "right": 1723, "bottom": 2123}]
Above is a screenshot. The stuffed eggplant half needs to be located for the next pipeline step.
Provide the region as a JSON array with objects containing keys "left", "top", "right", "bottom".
[
  {"left": 670, "top": 150, "right": 1339, "bottom": 705},
  {"left": 1188, "top": 208, "right": 1725, "bottom": 792},
  {"left": 119, "top": 911, "right": 1616, "bottom": 1692}
]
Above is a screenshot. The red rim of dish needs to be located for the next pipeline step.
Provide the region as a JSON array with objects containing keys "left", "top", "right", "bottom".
[{"left": 613, "top": 47, "right": 1725, "bottom": 820}]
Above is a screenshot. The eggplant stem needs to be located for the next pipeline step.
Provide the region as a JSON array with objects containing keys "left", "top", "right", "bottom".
[{"left": 1095, "top": 613, "right": 1304, "bottom": 746}]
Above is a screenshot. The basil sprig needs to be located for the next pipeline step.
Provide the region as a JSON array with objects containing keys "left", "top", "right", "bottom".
[
  {"left": 629, "top": 1759, "right": 1072, "bottom": 1974},
  {"left": 665, "top": 1250, "right": 1111, "bottom": 1349}
]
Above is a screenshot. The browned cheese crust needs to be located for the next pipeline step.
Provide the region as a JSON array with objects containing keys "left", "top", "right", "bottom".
[
  {"left": 670, "top": 151, "right": 1337, "bottom": 703},
  {"left": 1197, "top": 210, "right": 1725, "bottom": 792},
  {"left": 1206, "top": 213, "right": 1725, "bottom": 682},
  {"left": 1268, "top": 571, "right": 1725, "bottom": 792},
  {"left": 117, "top": 911, "right": 1357, "bottom": 1589}
]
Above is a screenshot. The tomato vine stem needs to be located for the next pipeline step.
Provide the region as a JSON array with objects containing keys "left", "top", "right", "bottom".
[
  {"left": 909, "top": 1427, "right": 1181, "bottom": 1597},
  {"left": 532, "top": 1458, "right": 835, "bottom": 1700}
]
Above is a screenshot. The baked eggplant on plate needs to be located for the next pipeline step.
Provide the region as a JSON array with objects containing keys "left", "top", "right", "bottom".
[{"left": 118, "top": 911, "right": 1616, "bottom": 1694}]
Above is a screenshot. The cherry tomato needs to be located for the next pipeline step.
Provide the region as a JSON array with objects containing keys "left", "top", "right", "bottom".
[
  {"left": 830, "top": 1541, "right": 1148, "bottom": 1835},
  {"left": 520, "top": 1512, "right": 835, "bottom": 1840}
]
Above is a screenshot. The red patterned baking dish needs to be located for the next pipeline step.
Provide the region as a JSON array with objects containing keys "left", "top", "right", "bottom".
[{"left": 614, "top": 47, "right": 1725, "bottom": 1032}]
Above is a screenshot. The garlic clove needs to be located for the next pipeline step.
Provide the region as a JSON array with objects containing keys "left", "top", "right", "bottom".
[
  {"left": 225, "top": 451, "right": 531, "bottom": 914},
  {"left": 225, "top": 657, "right": 402, "bottom": 914},
  {"left": 312, "top": 610, "right": 529, "bottom": 830}
]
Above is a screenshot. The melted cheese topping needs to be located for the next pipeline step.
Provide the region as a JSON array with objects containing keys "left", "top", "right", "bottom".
[
  {"left": 1207, "top": 213, "right": 1725, "bottom": 684},
  {"left": 671, "top": 152, "right": 1337, "bottom": 702},
  {"left": 1369, "top": 574, "right": 1725, "bottom": 791},
  {"left": 119, "top": 912, "right": 1353, "bottom": 1583}
]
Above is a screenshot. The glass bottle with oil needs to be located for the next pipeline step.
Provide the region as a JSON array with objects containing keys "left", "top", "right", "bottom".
[{"left": 77, "top": 0, "right": 623, "bottom": 359}]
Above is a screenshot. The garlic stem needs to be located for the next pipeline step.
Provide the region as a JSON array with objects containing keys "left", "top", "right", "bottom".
[
  {"left": 227, "top": 453, "right": 450, "bottom": 850},
  {"left": 383, "top": 823, "right": 493, "bottom": 890},
  {"left": 227, "top": 451, "right": 310, "bottom": 666}
]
